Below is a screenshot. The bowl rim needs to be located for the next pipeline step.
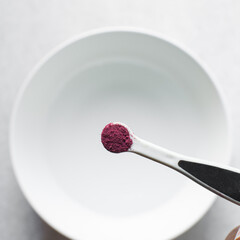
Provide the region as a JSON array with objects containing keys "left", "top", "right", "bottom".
[{"left": 9, "top": 26, "right": 232, "bottom": 240}]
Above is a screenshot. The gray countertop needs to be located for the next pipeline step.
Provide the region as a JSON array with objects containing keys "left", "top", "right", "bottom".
[{"left": 1, "top": 0, "right": 240, "bottom": 239}]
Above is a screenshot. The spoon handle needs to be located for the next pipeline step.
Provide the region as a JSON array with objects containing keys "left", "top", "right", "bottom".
[
  {"left": 131, "top": 136, "right": 240, "bottom": 205},
  {"left": 178, "top": 160, "right": 240, "bottom": 205}
]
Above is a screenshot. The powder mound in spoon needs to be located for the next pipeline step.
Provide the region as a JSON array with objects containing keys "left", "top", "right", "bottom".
[{"left": 101, "top": 123, "right": 133, "bottom": 153}]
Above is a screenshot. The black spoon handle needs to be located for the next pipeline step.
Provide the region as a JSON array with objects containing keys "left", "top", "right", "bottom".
[
  {"left": 178, "top": 160, "right": 240, "bottom": 205},
  {"left": 131, "top": 136, "right": 240, "bottom": 205}
]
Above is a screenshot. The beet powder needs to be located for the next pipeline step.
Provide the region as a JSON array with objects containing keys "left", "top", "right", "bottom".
[{"left": 101, "top": 123, "right": 133, "bottom": 153}]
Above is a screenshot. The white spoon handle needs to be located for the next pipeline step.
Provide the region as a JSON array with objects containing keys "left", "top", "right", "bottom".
[{"left": 131, "top": 136, "right": 240, "bottom": 206}]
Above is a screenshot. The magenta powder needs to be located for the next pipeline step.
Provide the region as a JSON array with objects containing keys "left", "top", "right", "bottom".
[{"left": 101, "top": 123, "right": 133, "bottom": 153}]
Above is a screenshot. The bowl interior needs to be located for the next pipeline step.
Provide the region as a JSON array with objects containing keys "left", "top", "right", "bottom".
[{"left": 11, "top": 30, "right": 230, "bottom": 240}]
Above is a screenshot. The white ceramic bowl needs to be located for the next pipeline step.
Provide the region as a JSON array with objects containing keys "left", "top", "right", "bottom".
[{"left": 10, "top": 28, "right": 231, "bottom": 240}]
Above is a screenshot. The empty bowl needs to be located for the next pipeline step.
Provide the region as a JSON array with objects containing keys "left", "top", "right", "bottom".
[{"left": 10, "top": 28, "right": 231, "bottom": 240}]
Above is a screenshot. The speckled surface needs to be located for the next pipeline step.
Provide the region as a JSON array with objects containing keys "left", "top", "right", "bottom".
[{"left": 1, "top": 1, "right": 240, "bottom": 239}]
